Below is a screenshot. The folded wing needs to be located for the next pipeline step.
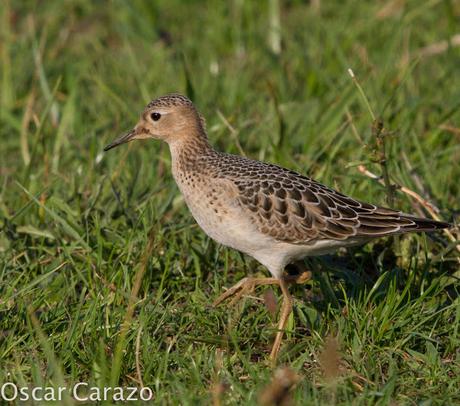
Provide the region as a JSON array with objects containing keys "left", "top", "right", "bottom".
[{"left": 226, "top": 159, "right": 449, "bottom": 245}]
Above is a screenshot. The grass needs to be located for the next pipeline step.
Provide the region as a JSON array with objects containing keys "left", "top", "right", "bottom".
[{"left": 1, "top": 0, "right": 459, "bottom": 404}]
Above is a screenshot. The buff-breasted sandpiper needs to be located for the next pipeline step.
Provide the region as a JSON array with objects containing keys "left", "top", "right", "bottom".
[{"left": 104, "top": 93, "right": 450, "bottom": 361}]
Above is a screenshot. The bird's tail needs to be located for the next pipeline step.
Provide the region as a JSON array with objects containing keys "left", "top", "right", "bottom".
[
  {"left": 353, "top": 206, "right": 452, "bottom": 237},
  {"left": 398, "top": 214, "right": 451, "bottom": 233}
]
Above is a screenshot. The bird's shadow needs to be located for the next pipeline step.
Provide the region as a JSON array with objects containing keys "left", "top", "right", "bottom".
[{"left": 288, "top": 239, "right": 459, "bottom": 319}]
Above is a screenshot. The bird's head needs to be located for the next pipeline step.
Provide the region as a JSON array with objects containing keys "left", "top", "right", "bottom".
[{"left": 104, "top": 93, "right": 204, "bottom": 151}]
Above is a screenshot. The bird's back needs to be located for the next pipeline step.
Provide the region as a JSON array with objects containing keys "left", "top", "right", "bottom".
[{"left": 201, "top": 151, "right": 450, "bottom": 246}]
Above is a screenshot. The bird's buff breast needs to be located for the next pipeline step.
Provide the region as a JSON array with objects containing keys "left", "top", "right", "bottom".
[{"left": 173, "top": 169, "right": 272, "bottom": 256}]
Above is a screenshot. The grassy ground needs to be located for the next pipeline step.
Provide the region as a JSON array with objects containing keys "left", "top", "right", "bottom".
[{"left": 1, "top": 0, "right": 460, "bottom": 404}]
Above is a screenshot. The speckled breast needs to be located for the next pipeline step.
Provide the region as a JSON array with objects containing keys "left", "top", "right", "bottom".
[{"left": 172, "top": 167, "right": 271, "bottom": 255}]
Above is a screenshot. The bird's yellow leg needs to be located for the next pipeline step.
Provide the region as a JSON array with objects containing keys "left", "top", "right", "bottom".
[
  {"left": 285, "top": 269, "right": 312, "bottom": 284},
  {"left": 212, "top": 276, "right": 280, "bottom": 307},
  {"left": 269, "top": 278, "right": 293, "bottom": 363},
  {"left": 213, "top": 270, "right": 312, "bottom": 362},
  {"left": 212, "top": 270, "right": 312, "bottom": 307}
]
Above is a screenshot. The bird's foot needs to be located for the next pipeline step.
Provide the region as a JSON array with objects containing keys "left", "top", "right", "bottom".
[
  {"left": 284, "top": 270, "right": 312, "bottom": 285},
  {"left": 213, "top": 271, "right": 312, "bottom": 308},
  {"left": 213, "top": 271, "right": 312, "bottom": 363},
  {"left": 212, "top": 276, "right": 280, "bottom": 307}
]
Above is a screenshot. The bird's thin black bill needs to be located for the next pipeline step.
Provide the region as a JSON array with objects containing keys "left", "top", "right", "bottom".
[{"left": 104, "top": 129, "right": 135, "bottom": 151}]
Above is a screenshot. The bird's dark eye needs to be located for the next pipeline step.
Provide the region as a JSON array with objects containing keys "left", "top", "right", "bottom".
[{"left": 151, "top": 112, "right": 161, "bottom": 121}]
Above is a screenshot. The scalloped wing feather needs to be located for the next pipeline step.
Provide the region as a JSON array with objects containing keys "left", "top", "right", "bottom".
[{"left": 213, "top": 155, "right": 448, "bottom": 245}]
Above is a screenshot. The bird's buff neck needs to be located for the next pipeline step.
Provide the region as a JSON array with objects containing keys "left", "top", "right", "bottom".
[{"left": 169, "top": 131, "right": 215, "bottom": 173}]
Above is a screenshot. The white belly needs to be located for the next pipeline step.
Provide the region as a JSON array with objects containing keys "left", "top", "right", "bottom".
[{"left": 180, "top": 184, "right": 271, "bottom": 254}]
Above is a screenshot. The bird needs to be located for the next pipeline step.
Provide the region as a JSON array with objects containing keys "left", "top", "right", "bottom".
[{"left": 104, "top": 93, "right": 450, "bottom": 361}]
